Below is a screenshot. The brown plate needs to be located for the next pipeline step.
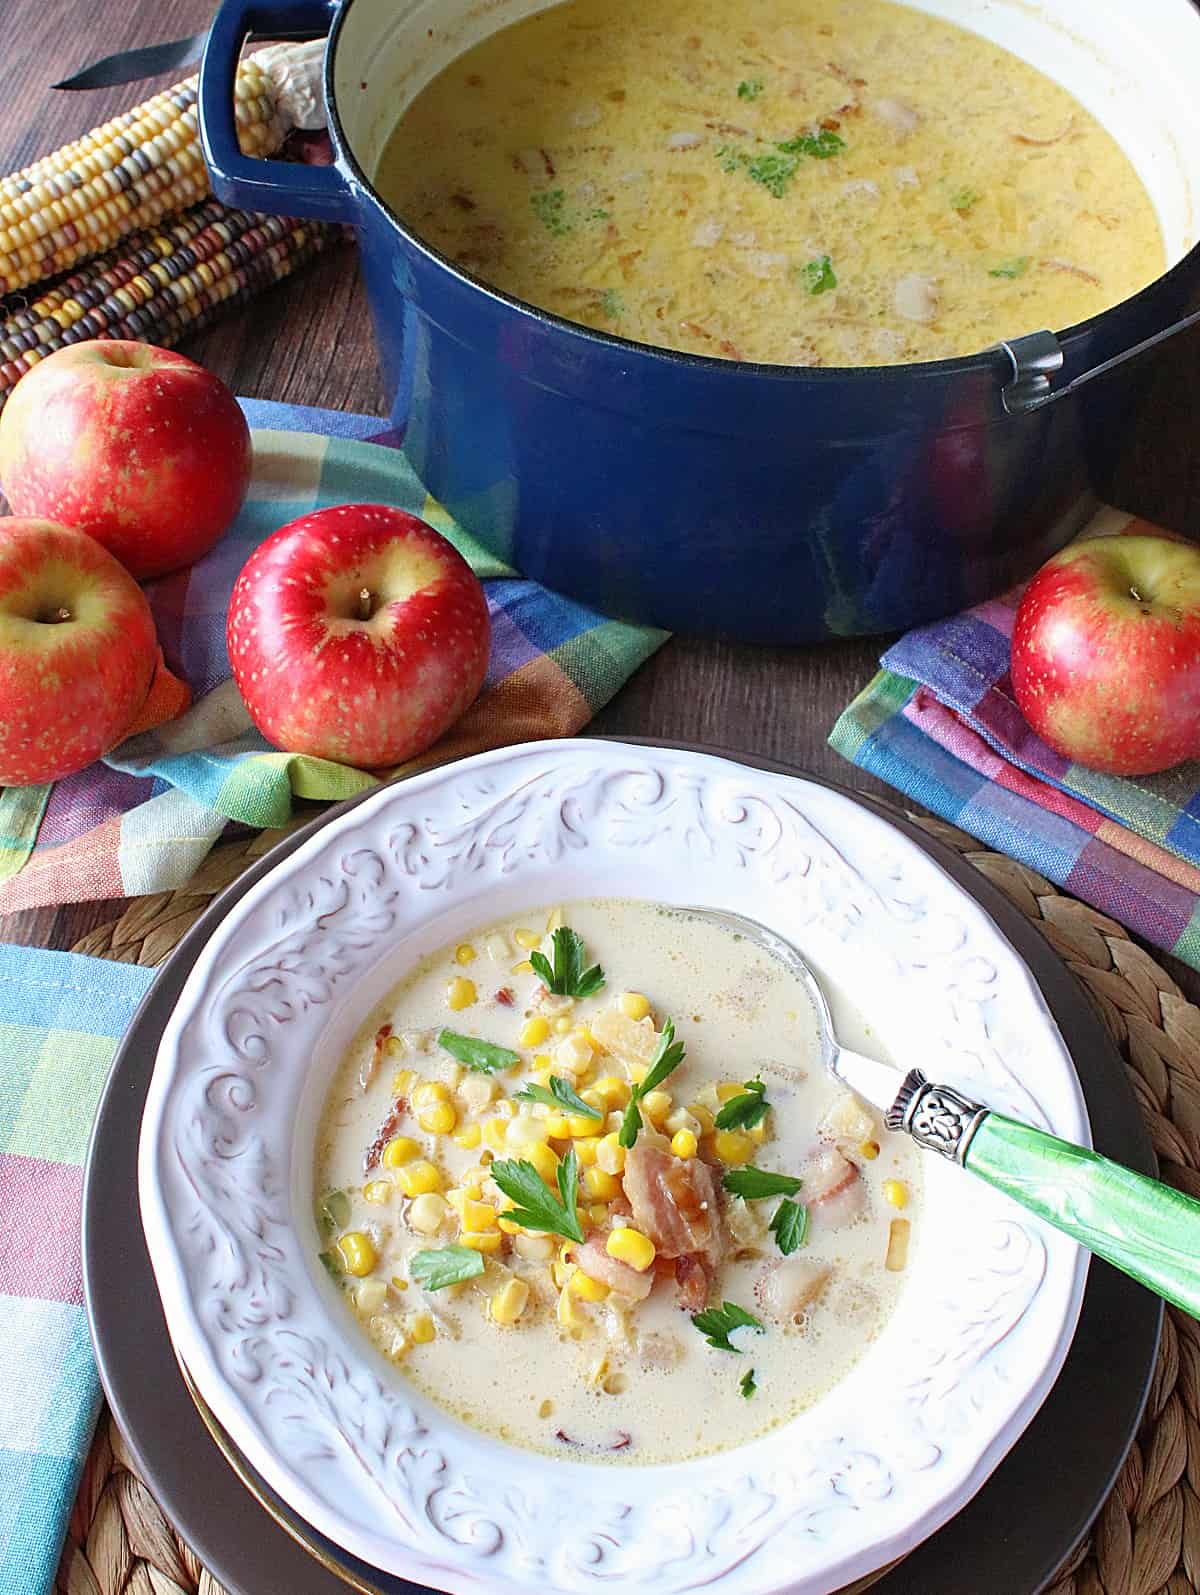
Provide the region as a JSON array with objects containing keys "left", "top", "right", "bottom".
[{"left": 83, "top": 743, "right": 1161, "bottom": 1595}]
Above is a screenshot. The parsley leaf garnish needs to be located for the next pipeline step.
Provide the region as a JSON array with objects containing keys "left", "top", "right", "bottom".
[
  {"left": 600, "top": 287, "right": 624, "bottom": 318},
  {"left": 410, "top": 1244, "right": 486, "bottom": 1290},
  {"left": 514, "top": 1075, "right": 602, "bottom": 1119},
  {"left": 529, "top": 926, "right": 605, "bottom": 999},
  {"left": 530, "top": 188, "right": 571, "bottom": 235},
  {"left": 722, "top": 1166, "right": 803, "bottom": 1199},
  {"left": 740, "top": 1367, "right": 757, "bottom": 1398},
  {"left": 989, "top": 256, "right": 1030, "bottom": 279},
  {"left": 715, "top": 1077, "right": 769, "bottom": 1130},
  {"left": 618, "top": 1017, "right": 686, "bottom": 1147},
  {"left": 737, "top": 77, "right": 764, "bottom": 100},
  {"left": 769, "top": 1197, "right": 809, "bottom": 1254},
  {"left": 317, "top": 1249, "right": 342, "bottom": 1278},
  {"left": 692, "top": 1300, "right": 765, "bottom": 1353},
  {"left": 437, "top": 1028, "right": 519, "bottom": 1074},
  {"left": 490, "top": 1145, "right": 585, "bottom": 1242},
  {"left": 745, "top": 151, "right": 800, "bottom": 198},
  {"left": 798, "top": 254, "right": 837, "bottom": 295},
  {"left": 949, "top": 185, "right": 981, "bottom": 214},
  {"left": 776, "top": 128, "right": 846, "bottom": 159}
]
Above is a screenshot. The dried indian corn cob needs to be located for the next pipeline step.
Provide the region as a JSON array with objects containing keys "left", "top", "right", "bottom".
[
  {"left": 0, "top": 56, "right": 289, "bottom": 294},
  {"left": 0, "top": 198, "right": 333, "bottom": 402}
]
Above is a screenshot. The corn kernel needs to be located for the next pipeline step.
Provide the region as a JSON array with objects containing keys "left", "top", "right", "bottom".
[
  {"left": 459, "top": 1230, "right": 504, "bottom": 1253},
  {"left": 587, "top": 1202, "right": 610, "bottom": 1226},
  {"left": 446, "top": 977, "right": 477, "bottom": 1011},
  {"left": 363, "top": 1179, "right": 393, "bottom": 1204},
  {"left": 411, "top": 1080, "right": 450, "bottom": 1109},
  {"left": 641, "top": 1090, "right": 672, "bottom": 1127},
  {"left": 396, "top": 1160, "right": 442, "bottom": 1197},
  {"left": 534, "top": 1053, "right": 552, "bottom": 1070},
  {"left": 574, "top": 1135, "right": 600, "bottom": 1168},
  {"left": 514, "top": 1232, "right": 556, "bottom": 1261},
  {"left": 356, "top": 1278, "right": 388, "bottom": 1314},
  {"left": 390, "top": 1068, "right": 416, "bottom": 1096},
  {"left": 384, "top": 1035, "right": 406, "bottom": 1058},
  {"left": 570, "top": 1270, "right": 609, "bottom": 1302},
  {"left": 418, "top": 1100, "right": 458, "bottom": 1135},
  {"left": 493, "top": 1097, "right": 517, "bottom": 1121},
  {"left": 714, "top": 1129, "right": 753, "bottom": 1166},
  {"left": 454, "top": 1123, "right": 482, "bottom": 1150},
  {"left": 555, "top": 1034, "right": 593, "bottom": 1075},
  {"left": 461, "top": 1165, "right": 488, "bottom": 1195},
  {"left": 596, "top": 1133, "right": 627, "bottom": 1175},
  {"left": 860, "top": 1139, "right": 881, "bottom": 1161},
  {"left": 408, "top": 1192, "right": 449, "bottom": 1234},
  {"left": 748, "top": 1121, "right": 768, "bottom": 1145},
  {"left": 510, "top": 959, "right": 534, "bottom": 976},
  {"left": 459, "top": 1074, "right": 496, "bottom": 1115},
  {"left": 716, "top": 1082, "right": 743, "bottom": 1104},
  {"left": 583, "top": 1166, "right": 622, "bottom": 1200},
  {"left": 497, "top": 1215, "right": 523, "bottom": 1235},
  {"left": 883, "top": 1179, "right": 909, "bottom": 1210},
  {"left": 606, "top": 1227, "right": 656, "bottom": 1272},
  {"left": 483, "top": 1117, "right": 509, "bottom": 1152},
  {"left": 407, "top": 1310, "right": 437, "bottom": 1344},
  {"left": 552, "top": 1257, "right": 577, "bottom": 1289},
  {"left": 526, "top": 1142, "right": 561, "bottom": 1186},
  {"left": 671, "top": 1129, "right": 699, "bottom": 1159},
  {"left": 507, "top": 1114, "right": 551, "bottom": 1151},
  {"left": 543, "top": 1112, "right": 572, "bottom": 1139},
  {"left": 513, "top": 928, "right": 541, "bottom": 950},
  {"left": 455, "top": 943, "right": 477, "bottom": 966},
  {"left": 462, "top": 1199, "right": 499, "bottom": 1233},
  {"left": 546, "top": 906, "right": 565, "bottom": 931},
  {"left": 618, "top": 991, "right": 651, "bottom": 1021},
  {"left": 336, "top": 1231, "right": 378, "bottom": 1277},
  {"left": 553, "top": 1016, "right": 572, "bottom": 1034},
  {"left": 566, "top": 1112, "right": 598, "bottom": 1138},
  {"left": 688, "top": 1103, "right": 715, "bottom": 1136},
  {"left": 382, "top": 1135, "right": 421, "bottom": 1168},
  {"left": 490, "top": 1276, "right": 532, "bottom": 1325},
  {"left": 592, "top": 1075, "right": 632, "bottom": 1110},
  {"left": 557, "top": 1285, "right": 586, "bottom": 1330},
  {"left": 520, "top": 1015, "right": 551, "bottom": 1048}
]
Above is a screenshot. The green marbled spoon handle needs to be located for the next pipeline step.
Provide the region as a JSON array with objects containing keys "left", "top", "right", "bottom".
[{"left": 887, "top": 1073, "right": 1200, "bottom": 1319}]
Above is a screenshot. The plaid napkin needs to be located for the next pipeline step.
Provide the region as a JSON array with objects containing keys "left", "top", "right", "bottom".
[
  {"left": 0, "top": 400, "right": 668, "bottom": 913},
  {"left": 0, "top": 945, "right": 154, "bottom": 1595},
  {"left": 830, "top": 505, "right": 1200, "bottom": 971}
]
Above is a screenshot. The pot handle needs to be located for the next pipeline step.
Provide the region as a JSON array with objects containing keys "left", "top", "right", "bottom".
[
  {"left": 199, "top": 0, "right": 354, "bottom": 223},
  {"left": 998, "top": 309, "right": 1200, "bottom": 415}
]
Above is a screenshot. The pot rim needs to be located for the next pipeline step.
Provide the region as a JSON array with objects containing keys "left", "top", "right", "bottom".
[{"left": 322, "top": 0, "right": 1200, "bottom": 388}]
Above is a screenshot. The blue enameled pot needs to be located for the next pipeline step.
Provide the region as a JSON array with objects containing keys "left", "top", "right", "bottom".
[{"left": 199, "top": 0, "right": 1200, "bottom": 642}]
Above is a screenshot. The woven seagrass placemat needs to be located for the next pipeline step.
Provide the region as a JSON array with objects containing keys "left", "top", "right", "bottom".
[{"left": 55, "top": 808, "right": 1200, "bottom": 1595}]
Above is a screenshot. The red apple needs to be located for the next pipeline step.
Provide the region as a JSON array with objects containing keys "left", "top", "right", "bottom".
[
  {"left": 227, "top": 503, "right": 490, "bottom": 767},
  {"left": 0, "top": 340, "right": 251, "bottom": 580},
  {"left": 0, "top": 518, "right": 158, "bottom": 785},
  {"left": 1011, "top": 533, "right": 1200, "bottom": 775}
]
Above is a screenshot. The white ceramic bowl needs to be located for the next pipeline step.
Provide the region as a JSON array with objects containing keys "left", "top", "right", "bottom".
[{"left": 139, "top": 740, "right": 1089, "bottom": 1595}]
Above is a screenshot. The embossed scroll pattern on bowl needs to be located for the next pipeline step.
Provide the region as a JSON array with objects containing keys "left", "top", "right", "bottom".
[{"left": 140, "top": 741, "right": 1088, "bottom": 1595}]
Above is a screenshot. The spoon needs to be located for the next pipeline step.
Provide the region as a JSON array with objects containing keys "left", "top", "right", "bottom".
[{"left": 686, "top": 906, "right": 1200, "bottom": 1320}]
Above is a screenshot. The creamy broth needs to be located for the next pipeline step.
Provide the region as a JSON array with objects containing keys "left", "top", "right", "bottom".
[
  {"left": 315, "top": 901, "right": 918, "bottom": 1463},
  {"left": 374, "top": 0, "right": 1164, "bottom": 366}
]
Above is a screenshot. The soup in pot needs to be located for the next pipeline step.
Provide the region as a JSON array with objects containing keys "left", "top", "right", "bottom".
[
  {"left": 373, "top": 0, "right": 1165, "bottom": 366},
  {"left": 314, "top": 900, "right": 918, "bottom": 1463}
]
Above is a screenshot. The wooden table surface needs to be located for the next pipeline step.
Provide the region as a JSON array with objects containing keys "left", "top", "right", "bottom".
[{"left": 5, "top": 0, "right": 1200, "bottom": 999}]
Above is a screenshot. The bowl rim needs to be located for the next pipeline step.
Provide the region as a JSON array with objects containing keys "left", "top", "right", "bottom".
[{"left": 137, "top": 738, "right": 1091, "bottom": 1595}]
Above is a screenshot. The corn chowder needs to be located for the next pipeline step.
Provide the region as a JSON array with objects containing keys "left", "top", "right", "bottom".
[
  {"left": 314, "top": 900, "right": 918, "bottom": 1462},
  {"left": 375, "top": 0, "right": 1164, "bottom": 367}
]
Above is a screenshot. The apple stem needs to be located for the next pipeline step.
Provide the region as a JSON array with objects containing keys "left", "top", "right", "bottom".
[
  {"left": 43, "top": 606, "right": 71, "bottom": 624},
  {"left": 357, "top": 587, "right": 374, "bottom": 621},
  {"left": 1130, "top": 586, "right": 1143, "bottom": 602}
]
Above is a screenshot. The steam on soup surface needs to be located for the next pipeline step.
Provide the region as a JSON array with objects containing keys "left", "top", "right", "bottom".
[
  {"left": 314, "top": 900, "right": 918, "bottom": 1463},
  {"left": 374, "top": 0, "right": 1164, "bottom": 366}
]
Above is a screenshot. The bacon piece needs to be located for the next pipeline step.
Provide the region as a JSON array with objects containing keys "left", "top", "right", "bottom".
[
  {"left": 807, "top": 1145, "right": 865, "bottom": 1227},
  {"left": 363, "top": 1096, "right": 408, "bottom": 1173},
  {"left": 359, "top": 1023, "right": 392, "bottom": 1093},
  {"left": 674, "top": 1252, "right": 712, "bottom": 1312},
  {"left": 575, "top": 1236, "right": 654, "bottom": 1301},
  {"left": 718, "top": 339, "right": 744, "bottom": 361},
  {"left": 622, "top": 1138, "right": 722, "bottom": 1261},
  {"left": 539, "top": 147, "right": 556, "bottom": 176},
  {"left": 556, "top": 1428, "right": 632, "bottom": 1450},
  {"left": 1039, "top": 258, "right": 1101, "bottom": 286},
  {"left": 494, "top": 986, "right": 515, "bottom": 1007},
  {"left": 826, "top": 61, "right": 867, "bottom": 87},
  {"left": 704, "top": 119, "right": 750, "bottom": 136},
  {"left": 448, "top": 192, "right": 476, "bottom": 211}
]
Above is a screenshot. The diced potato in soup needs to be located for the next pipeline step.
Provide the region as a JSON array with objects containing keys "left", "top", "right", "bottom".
[
  {"left": 314, "top": 901, "right": 919, "bottom": 1463},
  {"left": 373, "top": 0, "right": 1164, "bottom": 367}
]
